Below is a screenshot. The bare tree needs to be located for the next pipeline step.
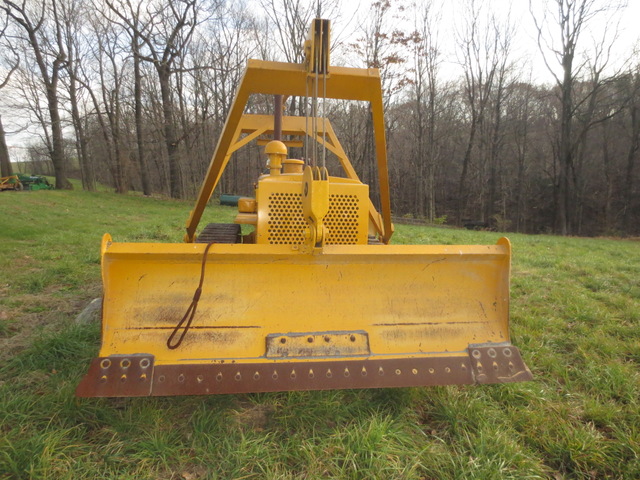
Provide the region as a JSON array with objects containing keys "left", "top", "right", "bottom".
[
  {"left": 530, "top": 0, "right": 625, "bottom": 234},
  {"left": 0, "top": 18, "right": 19, "bottom": 177},
  {"left": 409, "top": 1, "right": 442, "bottom": 222},
  {"left": 1, "top": 0, "right": 72, "bottom": 189},
  {"left": 59, "top": 0, "right": 95, "bottom": 190},
  {"left": 105, "top": 0, "right": 201, "bottom": 199},
  {"left": 455, "top": 0, "right": 510, "bottom": 224},
  {"left": 620, "top": 64, "right": 640, "bottom": 232}
]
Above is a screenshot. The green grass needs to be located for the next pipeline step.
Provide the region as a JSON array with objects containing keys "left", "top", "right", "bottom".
[{"left": 1, "top": 186, "right": 639, "bottom": 479}]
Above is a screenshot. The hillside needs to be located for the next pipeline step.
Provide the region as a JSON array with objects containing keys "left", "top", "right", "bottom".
[{"left": 1, "top": 188, "right": 639, "bottom": 479}]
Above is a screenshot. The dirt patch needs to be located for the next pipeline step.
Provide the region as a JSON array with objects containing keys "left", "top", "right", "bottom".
[{"left": 232, "top": 403, "right": 276, "bottom": 431}]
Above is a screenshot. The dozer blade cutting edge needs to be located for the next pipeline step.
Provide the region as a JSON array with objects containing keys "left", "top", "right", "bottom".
[{"left": 77, "top": 18, "right": 531, "bottom": 398}]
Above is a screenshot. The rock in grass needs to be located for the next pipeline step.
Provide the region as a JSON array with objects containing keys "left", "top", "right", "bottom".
[{"left": 75, "top": 298, "right": 102, "bottom": 325}]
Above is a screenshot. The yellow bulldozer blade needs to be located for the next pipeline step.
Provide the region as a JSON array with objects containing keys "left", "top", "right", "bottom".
[{"left": 76, "top": 235, "right": 531, "bottom": 397}]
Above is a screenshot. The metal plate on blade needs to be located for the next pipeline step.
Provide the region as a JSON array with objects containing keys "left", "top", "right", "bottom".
[
  {"left": 266, "top": 331, "right": 370, "bottom": 358},
  {"left": 468, "top": 344, "right": 533, "bottom": 383},
  {"left": 76, "top": 354, "right": 154, "bottom": 397},
  {"left": 151, "top": 356, "right": 473, "bottom": 396}
]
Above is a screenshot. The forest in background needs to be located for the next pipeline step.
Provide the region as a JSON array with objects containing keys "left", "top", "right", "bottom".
[{"left": 0, "top": 0, "right": 639, "bottom": 237}]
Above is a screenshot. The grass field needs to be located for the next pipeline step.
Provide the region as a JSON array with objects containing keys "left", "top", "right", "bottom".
[{"left": 1, "top": 186, "right": 639, "bottom": 479}]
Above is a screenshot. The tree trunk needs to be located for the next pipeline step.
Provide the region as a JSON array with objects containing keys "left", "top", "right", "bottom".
[
  {"left": 623, "top": 102, "right": 639, "bottom": 233},
  {"left": 69, "top": 71, "right": 94, "bottom": 191},
  {"left": 46, "top": 82, "right": 72, "bottom": 189},
  {"left": 0, "top": 116, "right": 12, "bottom": 177},
  {"left": 133, "top": 36, "right": 151, "bottom": 196},
  {"left": 158, "top": 65, "right": 183, "bottom": 199}
]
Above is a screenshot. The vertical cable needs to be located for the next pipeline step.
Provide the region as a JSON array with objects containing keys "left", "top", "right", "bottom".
[{"left": 304, "top": 78, "right": 309, "bottom": 162}]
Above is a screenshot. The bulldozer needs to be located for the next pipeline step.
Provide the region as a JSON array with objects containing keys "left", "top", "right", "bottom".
[{"left": 77, "top": 20, "right": 531, "bottom": 398}]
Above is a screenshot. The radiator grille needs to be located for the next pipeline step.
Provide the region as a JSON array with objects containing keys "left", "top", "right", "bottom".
[
  {"left": 325, "top": 194, "right": 360, "bottom": 244},
  {"left": 266, "top": 193, "right": 361, "bottom": 245},
  {"left": 267, "top": 192, "right": 306, "bottom": 245}
]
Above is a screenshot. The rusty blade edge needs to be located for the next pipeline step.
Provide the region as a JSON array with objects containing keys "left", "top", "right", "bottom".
[{"left": 76, "top": 348, "right": 532, "bottom": 398}]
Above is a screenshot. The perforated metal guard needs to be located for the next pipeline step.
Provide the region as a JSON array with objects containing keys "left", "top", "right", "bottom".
[
  {"left": 266, "top": 192, "right": 361, "bottom": 245},
  {"left": 267, "top": 192, "right": 306, "bottom": 244},
  {"left": 325, "top": 194, "right": 360, "bottom": 244}
]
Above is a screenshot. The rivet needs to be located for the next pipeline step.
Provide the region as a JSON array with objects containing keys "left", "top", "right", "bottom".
[
  {"left": 508, "top": 361, "right": 515, "bottom": 371},
  {"left": 307, "top": 336, "right": 314, "bottom": 343},
  {"left": 215, "top": 373, "right": 223, "bottom": 382},
  {"left": 308, "top": 369, "right": 314, "bottom": 379},
  {"left": 120, "top": 359, "right": 131, "bottom": 369},
  {"left": 197, "top": 375, "right": 204, "bottom": 383},
  {"left": 395, "top": 369, "right": 401, "bottom": 375},
  {"left": 280, "top": 338, "right": 287, "bottom": 344},
  {"left": 445, "top": 367, "right": 451, "bottom": 373},
  {"left": 326, "top": 369, "right": 333, "bottom": 378},
  {"left": 100, "top": 375, "right": 108, "bottom": 383},
  {"left": 140, "top": 373, "right": 147, "bottom": 381},
  {"left": 503, "top": 348, "right": 512, "bottom": 357},
  {"left": 461, "top": 363, "right": 467, "bottom": 370},
  {"left": 488, "top": 348, "right": 497, "bottom": 358},
  {"left": 344, "top": 368, "right": 350, "bottom": 377},
  {"left": 272, "top": 371, "right": 279, "bottom": 380},
  {"left": 139, "top": 358, "right": 150, "bottom": 369},
  {"left": 412, "top": 368, "right": 418, "bottom": 375},
  {"left": 158, "top": 375, "right": 166, "bottom": 383},
  {"left": 429, "top": 368, "right": 435, "bottom": 374},
  {"left": 361, "top": 367, "right": 367, "bottom": 376},
  {"left": 350, "top": 335, "right": 356, "bottom": 342},
  {"left": 378, "top": 367, "right": 384, "bottom": 376},
  {"left": 290, "top": 370, "right": 297, "bottom": 380},
  {"left": 324, "top": 336, "right": 331, "bottom": 343},
  {"left": 472, "top": 350, "right": 481, "bottom": 359},
  {"left": 235, "top": 372, "right": 242, "bottom": 381},
  {"left": 178, "top": 374, "right": 185, "bottom": 383},
  {"left": 100, "top": 359, "right": 112, "bottom": 369},
  {"left": 493, "top": 362, "right": 499, "bottom": 371},
  {"left": 120, "top": 374, "right": 127, "bottom": 382},
  {"left": 253, "top": 372, "right": 260, "bottom": 380}
]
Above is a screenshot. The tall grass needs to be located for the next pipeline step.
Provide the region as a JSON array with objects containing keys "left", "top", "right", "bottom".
[{"left": 1, "top": 187, "right": 638, "bottom": 479}]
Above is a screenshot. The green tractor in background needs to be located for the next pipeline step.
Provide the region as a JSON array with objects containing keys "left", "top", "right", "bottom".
[
  {"left": 0, "top": 174, "right": 54, "bottom": 191},
  {"left": 17, "top": 174, "right": 53, "bottom": 191}
]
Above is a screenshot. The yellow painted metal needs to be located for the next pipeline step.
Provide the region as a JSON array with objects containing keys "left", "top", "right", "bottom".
[
  {"left": 265, "top": 140, "right": 287, "bottom": 175},
  {"left": 301, "top": 166, "right": 330, "bottom": 246},
  {"left": 184, "top": 60, "right": 392, "bottom": 243},
  {"left": 304, "top": 19, "right": 330, "bottom": 75},
  {"left": 197, "top": 113, "right": 385, "bottom": 239},
  {"left": 96, "top": 234, "right": 512, "bottom": 365},
  {"left": 253, "top": 172, "right": 369, "bottom": 246}
]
